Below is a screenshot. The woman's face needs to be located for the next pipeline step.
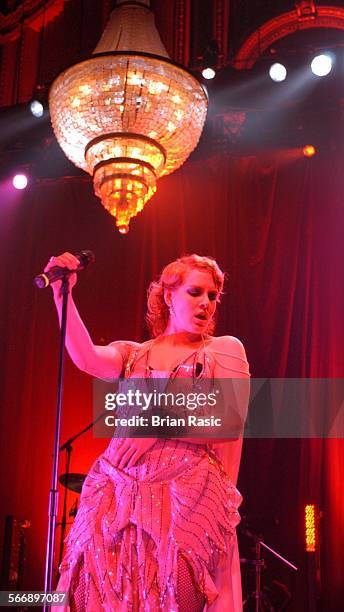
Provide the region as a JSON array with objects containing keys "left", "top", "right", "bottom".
[{"left": 167, "top": 268, "right": 219, "bottom": 334}]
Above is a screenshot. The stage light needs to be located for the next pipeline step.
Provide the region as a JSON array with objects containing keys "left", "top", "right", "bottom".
[
  {"left": 269, "top": 63, "right": 287, "bottom": 82},
  {"left": 303, "top": 145, "right": 316, "bottom": 157},
  {"left": 304, "top": 504, "right": 317, "bottom": 552},
  {"left": 12, "top": 173, "right": 28, "bottom": 190},
  {"left": 202, "top": 67, "right": 216, "bottom": 80},
  {"left": 201, "top": 39, "right": 218, "bottom": 81},
  {"left": 311, "top": 54, "right": 332, "bottom": 77},
  {"left": 29, "top": 100, "right": 44, "bottom": 118}
]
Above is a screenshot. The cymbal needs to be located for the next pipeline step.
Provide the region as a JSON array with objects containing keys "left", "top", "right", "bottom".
[{"left": 59, "top": 472, "right": 86, "bottom": 494}]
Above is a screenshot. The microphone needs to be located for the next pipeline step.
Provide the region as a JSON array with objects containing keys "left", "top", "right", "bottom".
[{"left": 34, "top": 250, "right": 95, "bottom": 289}]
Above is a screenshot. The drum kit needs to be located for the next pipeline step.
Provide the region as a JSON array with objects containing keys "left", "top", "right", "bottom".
[
  {"left": 58, "top": 472, "right": 85, "bottom": 495},
  {"left": 57, "top": 472, "right": 86, "bottom": 567}
]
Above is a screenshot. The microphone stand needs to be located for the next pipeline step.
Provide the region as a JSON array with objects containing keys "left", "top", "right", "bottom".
[{"left": 43, "top": 276, "right": 70, "bottom": 609}]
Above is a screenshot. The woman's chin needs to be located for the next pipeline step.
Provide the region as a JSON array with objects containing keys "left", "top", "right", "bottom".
[
  {"left": 190, "top": 320, "right": 208, "bottom": 334},
  {"left": 193, "top": 317, "right": 208, "bottom": 328}
]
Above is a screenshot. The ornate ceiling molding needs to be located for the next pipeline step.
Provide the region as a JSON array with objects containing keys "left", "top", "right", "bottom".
[
  {"left": 0, "top": 0, "right": 66, "bottom": 42},
  {"left": 234, "top": 5, "right": 344, "bottom": 69}
]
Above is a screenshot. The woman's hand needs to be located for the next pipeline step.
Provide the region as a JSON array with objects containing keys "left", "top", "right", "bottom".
[
  {"left": 44, "top": 252, "right": 79, "bottom": 297},
  {"left": 113, "top": 438, "right": 157, "bottom": 469}
]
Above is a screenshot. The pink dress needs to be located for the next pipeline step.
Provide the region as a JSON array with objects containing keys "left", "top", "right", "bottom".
[{"left": 55, "top": 340, "right": 250, "bottom": 611}]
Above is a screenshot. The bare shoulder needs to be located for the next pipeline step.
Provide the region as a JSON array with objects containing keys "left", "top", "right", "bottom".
[
  {"left": 109, "top": 340, "right": 142, "bottom": 350},
  {"left": 207, "top": 335, "right": 250, "bottom": 377},
  {"left": 208, "top": 335, "right": 247, "bottom": 356},
  {"left": 109, "top": 339, "right": 153, "bottom": 359},
  {"left": 109, "top": 340, "right": 142, "bottom": 358}
]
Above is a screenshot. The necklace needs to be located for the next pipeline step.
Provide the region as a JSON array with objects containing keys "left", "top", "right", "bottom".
[{"left": 143, "top": 334, "right": 210, "bottom": 381}]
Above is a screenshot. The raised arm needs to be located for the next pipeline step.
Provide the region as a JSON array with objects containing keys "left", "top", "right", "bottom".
[{"left": 45, "top": 252, "right": 124, "bottom": 379}]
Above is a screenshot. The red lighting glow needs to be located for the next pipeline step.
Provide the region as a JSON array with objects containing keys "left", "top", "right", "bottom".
[
  {"left": 305, "top": 504, "right": 317, "bottom": 552},
  {"left": 303, "top": 145, "right": 316, "bottom": 158}
]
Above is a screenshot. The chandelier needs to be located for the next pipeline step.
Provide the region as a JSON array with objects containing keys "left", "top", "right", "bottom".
[{"left": 49, "top": 0, "right": 208, "bottom": 233}]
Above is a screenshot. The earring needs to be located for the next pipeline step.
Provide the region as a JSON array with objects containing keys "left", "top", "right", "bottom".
[{"left": 169, "top": 301, "right": 175, "bottom": 316}]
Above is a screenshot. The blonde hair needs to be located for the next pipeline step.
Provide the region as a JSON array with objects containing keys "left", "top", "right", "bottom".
[{"left": 146, "top": 254, "right": 225, "bottom": 337}]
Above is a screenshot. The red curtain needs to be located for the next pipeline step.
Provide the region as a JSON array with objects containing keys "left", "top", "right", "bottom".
[{"left": 0, "top": 151, "right": 343, "bottom": 609}]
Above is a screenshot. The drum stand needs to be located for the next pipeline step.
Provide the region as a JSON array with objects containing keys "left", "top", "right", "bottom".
[{"left": 245, "top": 535, "right": 298, "bottom": 611}]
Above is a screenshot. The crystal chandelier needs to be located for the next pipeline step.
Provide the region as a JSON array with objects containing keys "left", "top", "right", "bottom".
[{"left": 49, "top": 0, "right": 208, "bottom": 233}]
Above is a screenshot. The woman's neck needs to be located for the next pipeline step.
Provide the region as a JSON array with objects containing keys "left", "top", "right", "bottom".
[{"left": 156, "top": 329, "right": 206, "bottom": 347}]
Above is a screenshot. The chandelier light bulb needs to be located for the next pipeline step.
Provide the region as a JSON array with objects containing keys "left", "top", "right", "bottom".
[
  {"left": 49, "top": 0, "right": 208, "bottom": 233},
  {"left": 269, "top": 62, "right": 287, "bottom": 82},
  {"left": 311, "top": 54, "right": 333, "bottom": 77}
]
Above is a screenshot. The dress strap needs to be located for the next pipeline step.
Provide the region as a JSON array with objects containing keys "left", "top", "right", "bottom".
[
  {"left": 124, "top": 337, "right": 217, "bottom": 381},
  {"left": 124, "top": 346, "right": 140, "bottom": 378},
  {"left": 124, "top": 340, "right": 154, "bottom": 378}
]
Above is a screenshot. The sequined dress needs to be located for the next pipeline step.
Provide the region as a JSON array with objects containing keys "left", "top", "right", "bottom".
[{"left": 55, "top": 339, "right": 250, "bottom": 611}]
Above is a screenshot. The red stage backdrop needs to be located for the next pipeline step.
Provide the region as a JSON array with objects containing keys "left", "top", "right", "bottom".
[{"left": 0, "top": 151, "right": 343, "bottom": 610}]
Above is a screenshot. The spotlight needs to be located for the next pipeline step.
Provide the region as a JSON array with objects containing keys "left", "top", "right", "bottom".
[
  {"left": 311, "top": 54, "right": 333, "bottom": 77},
  {"left": 269, "top": 62, "right": 287, "bottom": 82},
  {"left": 303, "top": 145, "right": 316, "bottom": 158},
  {"left": 30, "top": 99, "right": 44, "bottom": 118},
  {"left": 201, "top": 39, "right": 218, "bottom": 81},
  {"left": 12, "top": 173, "right": 28, "bottom": 190},
  {"left": 202, "top": 67, "right": 216, "bottom": 80}
]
